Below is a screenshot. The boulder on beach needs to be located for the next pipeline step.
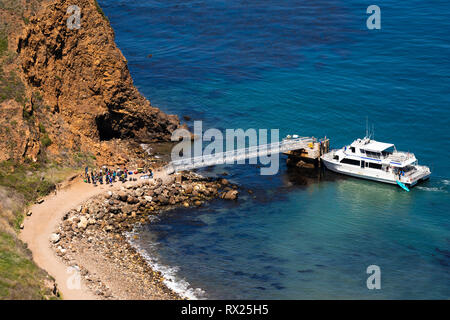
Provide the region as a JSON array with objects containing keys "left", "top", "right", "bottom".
[
  {"left": 127, "top": 195, "right": 139, "bottom": 204},
  {"left": 50, "top": 233, "right": 60, "bottom": 243},
  {"left": 78, "top": 217, "right": 88, "bottom": 229},
  {"left": 117, "top": 191, "right": 128, "bottom": 201},
  {"left": 122, "top": 205, "right": 133, "bottom": 215},
  {"left": 222, "top": 190, "right": 239, "bottom": 200},
  {"left": 184, "top": 185, "right": 193, "bottom": 194}
]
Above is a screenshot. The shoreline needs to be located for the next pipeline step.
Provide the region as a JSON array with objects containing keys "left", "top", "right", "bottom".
[
  {"left": 21, "top": 167, "right": 238, "bottom": 299},
  {"left": 126, "top": 226, "right": 207, "bottom": 300}
]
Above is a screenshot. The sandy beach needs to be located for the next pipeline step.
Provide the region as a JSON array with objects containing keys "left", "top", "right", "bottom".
[
  {"left": 19, "top": 169, "right": 170, "bottom": 299},
  {"left": 20, "top": 177, "right": 102, "bottom": 299},
  {"left": 19, "top": 169, "right": 235, "bottom": 300}
]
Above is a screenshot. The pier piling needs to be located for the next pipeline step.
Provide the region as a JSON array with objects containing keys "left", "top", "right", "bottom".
[{"left": 284, "top": 137, "right": 329, "bottom": 168}]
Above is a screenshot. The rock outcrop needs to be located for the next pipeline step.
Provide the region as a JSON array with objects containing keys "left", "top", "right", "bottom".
[{"left": 0, "top": 0, "right": 182, "bottom": 164}]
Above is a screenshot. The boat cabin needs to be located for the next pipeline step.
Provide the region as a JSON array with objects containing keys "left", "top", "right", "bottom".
[
  {"left": 334, "top": 138, "right": 417, "bottom": 172},
  {"left": 321, "top": 136, "right": 431, "bottom": 187}
]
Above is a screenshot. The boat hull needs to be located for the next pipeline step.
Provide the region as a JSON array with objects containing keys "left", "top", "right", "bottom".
[{"left": 321, "top": 158, "right": 430, "bottom": 187}]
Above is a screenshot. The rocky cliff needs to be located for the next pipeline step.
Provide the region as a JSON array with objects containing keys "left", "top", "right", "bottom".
[{"left": 0, "top": 0, "right": 181, "bottom": 165}]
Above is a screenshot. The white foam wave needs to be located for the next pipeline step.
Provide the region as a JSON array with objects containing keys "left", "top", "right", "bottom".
[
  {"left": 416, "top": 186, "right": 446, "bottom": 192},
  {"left": 125, "top": 232, "right": 206, "bottom": 300},
  {"left": 147, "top": 215, "right": 161, "bottom": 223}
]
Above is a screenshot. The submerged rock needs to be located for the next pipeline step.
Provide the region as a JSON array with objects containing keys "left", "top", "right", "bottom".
[{"left": 222, "top": 190, "right": 239, "bottom": 200}]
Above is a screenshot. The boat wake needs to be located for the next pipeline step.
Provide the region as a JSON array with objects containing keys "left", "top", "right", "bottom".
[
  {"left": 416, "top": 178, "right": 449, "bottom": 193},
  {"left": 416, "top": 186, "right": 447, "bottom": 192},
  {"left": 125, "top": 229, "right": 206, "bottom": 300}
]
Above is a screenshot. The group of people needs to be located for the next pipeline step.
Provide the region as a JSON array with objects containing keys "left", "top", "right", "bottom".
[{"left": 83, "top": 166, "right": 153, "bottom": 185}]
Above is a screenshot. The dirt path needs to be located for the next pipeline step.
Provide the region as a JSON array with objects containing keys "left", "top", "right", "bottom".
[{"left": 19, "top": 169, "right": 170, "bottom": 300}]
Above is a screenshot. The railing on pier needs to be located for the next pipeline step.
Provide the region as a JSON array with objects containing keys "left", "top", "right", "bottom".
[{"left": 164, "top": 137, "right": 314, "bottom": 174}]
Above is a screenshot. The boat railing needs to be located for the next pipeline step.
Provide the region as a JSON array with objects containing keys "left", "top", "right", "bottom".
[
  {"left": 405, "top": 166, "right": 429, "bottom": 180},
  {"left": 386, "top": 151, "right": 415, "bottom": 162}
]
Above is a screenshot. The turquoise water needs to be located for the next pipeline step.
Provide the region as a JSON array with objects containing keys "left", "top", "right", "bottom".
[{"left": 99, "top": 0, "right": 450, "bottom": 298}]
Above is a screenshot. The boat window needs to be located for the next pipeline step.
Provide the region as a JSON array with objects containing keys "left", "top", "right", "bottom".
[
  {"left": 350, "top": 147, "right": 355, "bottom": 153},
  {"left": 366, "top": 151, "right": 380, "bottom": 159},
  {"left": 333, "top": 155, "right": 339, "bottom": 161},
  {"left": 340, "top": 158, "right": 360, "bottom": 166},
  {"left": 381, "top": 147, "right": 394, "bottom": 157},
  {"left": 360, "top": 149, "right": 365, "bottom": 154},
  {"left": 368, "top": 163, "right": 382, "bottom": 170}
]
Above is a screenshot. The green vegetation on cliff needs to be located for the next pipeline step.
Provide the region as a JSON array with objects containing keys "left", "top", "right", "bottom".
[
  {"left": 0, "top": 70, "right": 26, "bottom": 103},
  {"left": 0, "top": 161, "right": 55, "bottom": 208},
  {"left": 0, "top": 28, "right": 26, "bottom": 104},
  {"left": 0, "top": 0, "right": 24, "bottom": 16},
  {"left": 0, "top": 232, "right": 57, "bottom": 299},
  {"left": 0, "top": 10, "right": 62, "bottom": 297},
  {"left": 0, "top": 31, "right": 7, "bottom": 56},
  {"left": 0, "top": 159, "right": 78, "bottom": 299}
]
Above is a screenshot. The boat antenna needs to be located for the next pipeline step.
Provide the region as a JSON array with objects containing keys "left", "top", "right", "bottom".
[{"left": 366, "top": 116, "right": 369, "bottom": 138}]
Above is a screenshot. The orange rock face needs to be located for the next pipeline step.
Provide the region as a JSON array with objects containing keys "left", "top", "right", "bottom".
[
  {"left": 0, "top": 0, "right": 181, "bottom": 165},
  {"left": 0, "top": 100, "right": 40, "bottom": 162}
]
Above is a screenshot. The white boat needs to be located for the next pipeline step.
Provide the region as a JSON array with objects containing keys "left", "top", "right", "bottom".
[{"left": 321, "top": 137, "right": 431, "bottom": 187}]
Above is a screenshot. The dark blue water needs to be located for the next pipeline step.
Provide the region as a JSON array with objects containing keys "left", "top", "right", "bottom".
[{"left": 98, "top": 0, "right": 450, "bottom": 299}]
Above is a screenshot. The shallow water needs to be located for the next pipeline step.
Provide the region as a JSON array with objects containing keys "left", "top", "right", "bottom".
[{"left": 99, "top": 0, "right": 450, "bottom": 299}]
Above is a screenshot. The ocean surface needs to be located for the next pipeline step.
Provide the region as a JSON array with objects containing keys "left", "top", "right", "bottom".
[{"left": 98, "top": 0, "right": 450, "bottom": 299}]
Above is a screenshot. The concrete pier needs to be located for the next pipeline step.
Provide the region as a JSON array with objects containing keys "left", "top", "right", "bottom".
[{"left": 284, "top": 137, "right": 330, "bottom": 168}]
